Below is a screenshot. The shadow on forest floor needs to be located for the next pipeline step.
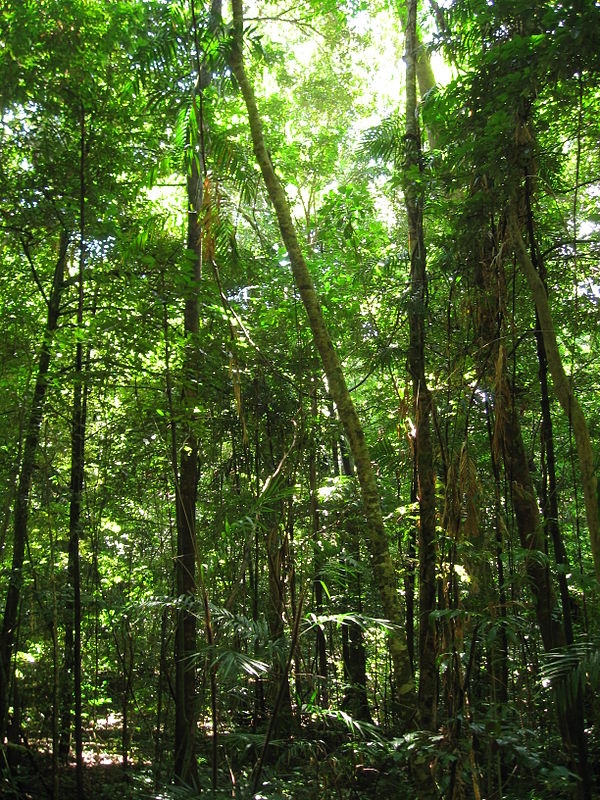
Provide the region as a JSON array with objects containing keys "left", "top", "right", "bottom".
[{"left": 0, "top": 746, "right": 157, "bottom": 800}]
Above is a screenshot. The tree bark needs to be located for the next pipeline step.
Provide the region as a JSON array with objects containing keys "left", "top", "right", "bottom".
[
  {"left": 472, "top": 215, "right": 590, "bottom": 795},
  {"left": 173, "top": 146, "right": 201, "bottom": 787},
  {"left": 0, "top": 230, "right": 70, "bottom": 740},
  {"left": 339, "top": 455, "right": 371, "bottom": 722},
  {"left": 404, "top": 0, "right": 437, "bottom": 734},
  {"left": 523, "top": 189, "right": 575, "bottom": 643},
  {"left": 309, "top": 382, "right": 328, "bottom": 707},
  {"left": 229, "top": 0, "right": 417, "bottom": 728},
  {"left": 394, "top": 1, "right": 437, "bottom": 148},
  {"left": 60, "top": 107, "right": 87, "bottom": 800},
  {"left": 495, "top": 351, "right": 591, "bottom": 799},
  {"left": 403, "top": 461, "right": 417, "bottom": 673},
  {"left": 509, "top": 208, "right": 600, "bottom": 585},
  {"left": 496, "top": 352, "right": 564, "bottom": 650},
  {"left": 484, "top": 398, "right": 509, "bottom": 713},
  {"left": 172, "top": 0, "right": 223, "bottom": 775},
  {"left": 395, "top": 3, "right": 436, "bottom": 96},
  {"left": 265, "top": 516, "right": 292, "bottom": 722}
]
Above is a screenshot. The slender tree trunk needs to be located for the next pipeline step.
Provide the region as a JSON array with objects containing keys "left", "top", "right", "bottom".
[
  {"left": 484, "top": 399, "right": 510, "bottom": 797},
  {"left": 0, "top": 436, "right": 21, "bottom": 559},
  {"left": 508, "top": 208, "right": 600, "bottom": 585},
  {"left": 43, "top": 429, "right": 61, "bottom": 800},
  {"left": 173, "top": 3, "right": 223, "bottom": 778},
  {"left": 265, "top": 517, "right": 292, "bottom": 721},
  {"left": 392, "top": 0, "right": 436, "bottom": 148},
  {"left": 60, "top": 357, "right": 86, "bottom": 780},
  {"left": 403, "top": 461, "right": 417, "bottom": 673},
  {"left": 523, "top": 190, "right": 575, "bottom": 643},
  {"left": 0, "top": 230, "right": 70, "bottom": 740},
  {"left": 229, "top": 0, "right": 417, "bottom": 730},
  {"left": 260, "top": 412, "right": 294, "bottom": 723},
  {"left": 522, "top": 196, "right": 589, "bottom": 795},
  {"left": 340, "top": 536, "right": 371, "bottom": 722},
  {"left": 403, "top": 0, "right": 437, "bottom": 734},
  {"left": 535, "top": 313, "right": 575, "bottom": 637},
  {"left": 286, "top": 504, "right": 304, "bottom": 715},
  {"left": 339, "top": 454, "right": 371, "bottom": 722},
  {"left": 60, "top": 108, "right": 87, "bottom": 800},
  {"left": 173, "top": 149, "right": 201, "bottom": 786},
  {"left": 309, "top": 381, "right": 328, "bottom": 706},
  {"left": 496, "top": 351, "right": 591, "bottom": 799},
  {"left": 154, "top": 606, "right": 168, "bottom": 779},
  {"left": 120, "top": 619, "right": 134, "bottom": 769},
  {"left": 250, "top": 432, "right": 264, "bottom": 727},
  {"left": 484, "top": 399, "right": 509, "bottom": 709}
]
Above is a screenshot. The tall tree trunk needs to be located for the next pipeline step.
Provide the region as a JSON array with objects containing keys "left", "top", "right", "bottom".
[
  {"left": 0, "top": 230, "right": 70, "bottom": 740},
  {"left": 309, "top": 382, "right": 328, "bottom": 706},
  {"left": 484, "top": 399, "right": 509, "bottom": 712},
  {"left": 154, "top": 606, "right": 168, "bottom": 779},
  {"left": 339, "top": 450, "right": 371, "bottom": 722},
  {"left": 60, "top": 334, "right": 87, "bottom": 787},
  {"left": 43, "top": 429, "right": 61, "bottom": 800},
  {"left": 265, "top": 517, "right": 292, "bottom": 721},
  {"left": 403, "top": 461, "right": 417, "bottom": 672},
  {"left": 508, "top": 208, "right": 600, "bottom": 585},
  {"left": 523, "top": 188, "right": 575, "bottom": 643},
  {"left": 60, "top": 108, "right": 87, "bottom": 800},
  {"left": 535, "top": 311, "right": 575, "bottom": 639},
  {"left": 260, "top": 409, "right": 294, "bottom": 724},
  {"left": 474, "top": 219, "right": 591, "bottom": 797},
  {"left": 173, "top": 143, "right": 201, "bottom": 787},
  {"left": 495, "top": 350, "right": 591, "bottom": 799},
  {"left": 403, "top": 0, "right": 437, "bottom": 734},
  {"left": 393, "top": 0, "right": 436, "bottom": 148},
  {"left": 228, "top": 0, "right": 416, "bottom": 729},
  {"left": 172, "top": 2, "right": 223, "bottom": 776}
]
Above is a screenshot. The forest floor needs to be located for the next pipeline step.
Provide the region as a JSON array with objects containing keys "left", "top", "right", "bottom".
[
  {"left": 1, "top": 708, "right": 395, "bottom": 799},
  {"left": 0, "top": 726, "right": 394, "bottom": 800},
  {"left": 0, "top": 745, "right": 154, "bottom": 800}
]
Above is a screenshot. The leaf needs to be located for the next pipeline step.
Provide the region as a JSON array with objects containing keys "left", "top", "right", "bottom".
[
  {"left": 213, "top": 649, "right": 269, "bottom": 680},
  {"left": 539, "top": 635, "right": 600, "bottom": 711}
]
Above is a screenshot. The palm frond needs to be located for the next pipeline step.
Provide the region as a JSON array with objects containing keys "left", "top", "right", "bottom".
[
  {"left": 358, "top": 114, "right": 403, "bottom": 166},
  {"left": 304, "top": 611, "right": 400, "bottom": 636},
  {"left": 212, "top": 648, "right": 269, "bottom": 680},
  {"left": 539, "top": 634, "right": 600, "bottom": 711}
]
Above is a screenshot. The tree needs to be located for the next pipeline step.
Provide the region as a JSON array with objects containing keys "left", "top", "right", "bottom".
[
  {"left": 403, "top": 0, "right": 437, "bottom": 734},
  {"left": 228, "top": 0, "right": 417, "bottom": 729},
  {"left": 0, "top": 2, "right": 599, "bottom": 798},
  {"left": 0, "top": 232, "right": 69, "bottom": 740}
]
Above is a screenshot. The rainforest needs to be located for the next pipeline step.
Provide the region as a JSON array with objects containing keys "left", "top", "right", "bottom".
[{"left": 0, "top": 0, "right": 599, "bottom": 798}]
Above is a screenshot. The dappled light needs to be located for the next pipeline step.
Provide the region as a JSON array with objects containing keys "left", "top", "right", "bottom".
[{"left": 0, "top": 0, "right": 599, "bottom": 798}]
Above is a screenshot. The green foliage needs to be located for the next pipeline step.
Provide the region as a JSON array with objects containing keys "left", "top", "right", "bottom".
[
  {"left": 1, "top": 1, "right": 599, "bottom": 798},
  {"left": 540, "top": 635, "right": 600, "bottom": 709}
]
